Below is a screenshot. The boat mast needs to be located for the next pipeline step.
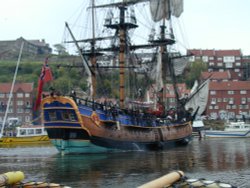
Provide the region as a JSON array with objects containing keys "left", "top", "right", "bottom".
[
  {"left": 65, "top": 22, "right": 94, "bottom": 98},
  {"left": 91, "top": 0, "right": 97, "bottom": 99},
  {"left": 0, "top": 42, "right": 24, "bottom": 137},
  {"left": 161, "top": 0, "right": 181, "bottom": 109},
  {"left": 119, "top": 6, "right": 126, "bottom": 108}
]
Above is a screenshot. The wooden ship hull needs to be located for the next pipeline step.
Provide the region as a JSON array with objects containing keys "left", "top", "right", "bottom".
[{"left": 42, "top": 96, "right": 192, "bottom": 154}]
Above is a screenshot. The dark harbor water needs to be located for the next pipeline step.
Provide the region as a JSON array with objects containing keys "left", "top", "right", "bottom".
[{"left": 0, "top": 138, "right": 249, "bottom": 187}]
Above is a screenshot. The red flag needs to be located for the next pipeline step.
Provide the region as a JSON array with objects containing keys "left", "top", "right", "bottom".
[{"left": 34, "top": 57, "right": 53, "bottom": 110}]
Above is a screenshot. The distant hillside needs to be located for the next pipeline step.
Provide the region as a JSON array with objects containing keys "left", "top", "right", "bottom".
[{"left": 0, "top": 55, "right": 88, "bottom": 96}]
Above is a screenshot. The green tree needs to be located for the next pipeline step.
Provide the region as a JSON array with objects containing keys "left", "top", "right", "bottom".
[
  {"left": 185, "top": 60, "right": 208, "bottom": 88},
  {"left": 53, "top": 44, "right": 69, "bottom": 55}
]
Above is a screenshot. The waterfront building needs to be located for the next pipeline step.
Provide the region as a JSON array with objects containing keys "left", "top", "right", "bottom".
[
  {"left": 0, "top": 83, "right": 34, "bottom": 125},
  {"left": 206, "top": 81, "right": 250, "bottom": 120},
  {"left": 188, "top": 49, "right": 245, "bottom": 80}
]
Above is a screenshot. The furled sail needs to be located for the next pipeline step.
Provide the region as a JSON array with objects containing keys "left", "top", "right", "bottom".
[
  {"left": 150, "top": 52, "right": 163, "bottom": 91},
  {"left": 172, "top": 57, "right": 190, "bottom": 76},
  {"left": 150, "top": 0, "right": 184, "bottom": 22},
  {"left": 185, "top": 79, "right": 210, "bottom": 116}
]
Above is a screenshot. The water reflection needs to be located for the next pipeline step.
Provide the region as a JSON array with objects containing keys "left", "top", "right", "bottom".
[{"left": 0, "top": 139, "right": 249, "bottom": 187}]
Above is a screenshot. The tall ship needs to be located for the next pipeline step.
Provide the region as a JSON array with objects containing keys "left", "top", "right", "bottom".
[{"left": 40, "top": 0, "right": 209, "bottom": 154}]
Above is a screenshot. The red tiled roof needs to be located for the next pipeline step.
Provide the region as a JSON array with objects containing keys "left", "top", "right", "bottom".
[
  {"left": 215, "top": 50, "right": 242, "bottom": 57},
  {"left": 209, "top": 81, "right": 250, "bottom": 90},
  {"left": 0, "top": 83, "right": 34, "bottom": 93},
  {"left": 188, "top": 49, "right": 242, "bottom": 57},
  {"left": 201, "top": 71, "right": 231, "bottom": 80},
  {"left": 188, "top": 49, "right": 215, "bottom": 56}
]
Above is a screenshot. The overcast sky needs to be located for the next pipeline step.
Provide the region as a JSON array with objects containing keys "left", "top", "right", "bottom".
[{"left": 1, "top": 0, "right": 250, "bottom": 55}]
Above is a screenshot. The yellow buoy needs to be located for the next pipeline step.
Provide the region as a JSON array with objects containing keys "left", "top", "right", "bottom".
[
  {"left": 138, "top": 170, "right": 184, "bottom": 188},
  {"left": 0, "top": 171, "right": 25, "bottom": 186}
]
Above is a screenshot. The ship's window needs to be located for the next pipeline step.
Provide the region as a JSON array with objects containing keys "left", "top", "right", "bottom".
[
  {"left": 27, "top": 129, "right": 34, "bottom": 135},
  {"left": 69, "top": 112, "right": 77, "bottom": 121},
  {"left": 48, "top": 111, "right": 57, "bottom": 121},
  {"left": 20, "top": 130, "right": 26, "bottom": 135},
  {"left": 62, "top": 110, "right": 77, "bottom": 121},
  {"left": 62, "top": 111, "right": 70, "bottom": 120},
  {"left": 36, "top": 129, "right": 42, "bottom": 134}
]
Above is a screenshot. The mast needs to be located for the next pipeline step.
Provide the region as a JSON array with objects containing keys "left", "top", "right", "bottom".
[
  {"left": 0, "top": 42, "right": 24, "bottom": 137},
  {"left": 91, "top": 0, "right": 97, "bottom": 99},
  {"left": 119, "top": 6, "right": 126, "bottom": 108},
  {"left": 100, "top": 2, "right": 137, "bottom": 108},
  {"left": 65, "top": 22, "right": 94, "bottom": 98}
]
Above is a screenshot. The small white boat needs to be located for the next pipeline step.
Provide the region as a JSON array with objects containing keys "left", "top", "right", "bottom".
[
  {"left": 203, "top": 121, "right": 250, "bottom": 138},
  {"left": 0, "top": 125, "right": 49, "bottom": 144}
]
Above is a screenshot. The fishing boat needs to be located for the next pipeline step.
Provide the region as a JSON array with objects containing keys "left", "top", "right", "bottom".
[
  {"left": 203, "top": 121, "right": 250, "bottom": 138},
  {"left": 0, "top": 125, "right": 49, "bottom": 144},
  {"left": 40, "top": 0, "right": 209, "bottom": 154}
]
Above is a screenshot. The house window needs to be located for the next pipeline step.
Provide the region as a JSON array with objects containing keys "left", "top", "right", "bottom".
[
  {"left": 17, "top": 101, "right": 24, "bottom": 106},
  {"left": 229, "top": 98, "right": 234, "bottom": 104},
  {"left": 214, "top": 106, "right": 219, "bottom": 109},
  {"left": 228, "top": 91, "right": 234, "bottom": 95},
  {"left": 25, "top": 116, "right": 30, "bottom": 122},
  {"left": 209, "top": 62, "right": 214, "bottom": 66},
  {"left": 209, "top": 106, "right": 213, "bottom": 109},
  {"left": 217, "top": 63, "right": 223, "bottom": 66},
  {"left": 223, "top": 56, "right": 235, "bottom": 63},
  {"left": 209, "top": 57, "right": 214, "bottom": 60},
  {"left": 25, "top": 101, "right": 31, "bottom": 107},
  {"left": 235, "top": 62, "right": 241, "bottom": 66},
  {"left": 225, "top": 62, "right": 233, "bottom": 68},
  {"left": 223, "top": 98, "right": 228, "bottom": 102},
  {"left": 217, "top": 57, "right": 223, "bottom": 61},
  {"left": 234, "top": 69, "right": 240, "bottom": 72},
  {"left": 235, "top": 57, "right": 241, "bottom": 60},
  {"left": 189, "top": 56, "right": 195, "bottom": 62},
  {"left": 210, "top": 91, "right": 216, "bottom": 95},
  {"left": 169, "top": 98, "right": 176, "bottom": 103},
  {"left": 17, "top": 108, "right": 24, "bottom": 113},
  {"left": 17, "top": 93, "right": 24, "bottom": 98},
  {"left": 232, "top": 105, "right": 237, "bottom": 109},
  {"left": 211, "top": 98, "right": 217, "bottom": 104},
  {"left": 0, "top": 93, "right": 4, "bottom": 98},
  {"left": 226, "top": 105, "right": 231, "bottom": 109},
  {"left": 25, "top": 109, "right": 31, "bottom": 113},
  {"left": 202, "top": 56, "right": 208, "bottom": 62},
  {"left": 228, "top": 112, "right": 235, "bottom": 118},
  {"left": 217, "top": 98, "right": 222, "bottom": 102},
  {"left": 25, "top": 93, "right": 30, "bottom": 98},
  {"left": 241, "top": 98, "right": 247, "bottom": 104},
  {"left": 240, "top": 90, "right": 247, "bottom": 94}
]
